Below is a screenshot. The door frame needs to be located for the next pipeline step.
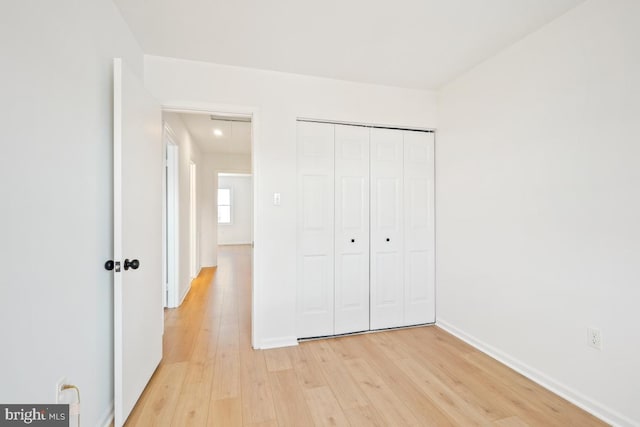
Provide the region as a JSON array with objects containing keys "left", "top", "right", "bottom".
[
  {"left": 163, "top": 124, "right": 180, "bottom": 308},
  {"left": 189, "top": 160, "right": 198, "bottom": 279},
  {"left": 163, "top": 102, "right": 261, "bottom": 349}
]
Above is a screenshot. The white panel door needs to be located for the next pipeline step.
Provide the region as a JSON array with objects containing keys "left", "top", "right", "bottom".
[
  {"left": 403, "top": 131, "right": 435, "bottom": 325},
  {"left": 334, "top": 125, "right": 370, "bottom": 335},
  {"left": 113, "top": 58, "right": 163, "bottom": 426},
  {"left": 370, "top": 128, "right": 404, "bottom": 330},
  {"left": 297, "top": 121, "right": 335, "bottom": 338}
]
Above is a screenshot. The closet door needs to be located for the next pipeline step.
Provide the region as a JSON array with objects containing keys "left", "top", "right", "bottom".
[
  {"left": 297, "top": 121, "right": 335, "bottom": 338},
  {"left": 334, "top": 125, "right": 370, "bottom": 334},
  {"left": 403, "top": 131, "right": 435, "bottom": 325},
  {"left": 370, "top": 128, "right": 404, "bottom": 329}
]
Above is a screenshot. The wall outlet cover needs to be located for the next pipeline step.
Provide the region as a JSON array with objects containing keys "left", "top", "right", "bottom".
[{"left": 587, "top": 327, "right": 602, "bottom": 350}]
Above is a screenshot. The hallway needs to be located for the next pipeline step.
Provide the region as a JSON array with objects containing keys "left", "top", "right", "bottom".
[{"left": 126, "top": 245, "right": 604, "bottom": 426}]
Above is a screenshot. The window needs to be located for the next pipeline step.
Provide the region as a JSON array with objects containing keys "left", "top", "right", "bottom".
[{"left": 218, "top": 188, "right": 231, "bottom": 224}]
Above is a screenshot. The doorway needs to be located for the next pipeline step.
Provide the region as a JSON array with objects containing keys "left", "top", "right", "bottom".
[{"left": 161, "top": 107, "right": 257, "bottom": 347}]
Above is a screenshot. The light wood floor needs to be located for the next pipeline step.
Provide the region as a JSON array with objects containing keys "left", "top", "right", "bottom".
[{"left": 126, "top": 245, "right": 606, "bottom": 426}]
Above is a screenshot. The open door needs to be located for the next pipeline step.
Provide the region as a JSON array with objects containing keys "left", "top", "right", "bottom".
[{"left": 113, "top": 58, "right": 163, "bottom": 426}]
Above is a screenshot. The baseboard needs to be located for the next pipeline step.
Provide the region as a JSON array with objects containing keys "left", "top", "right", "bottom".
[
  {"left": 258, "top": 336, "right": 298, "bottom": 350},
  {"left": 436, "top": 318, "right": 635, "bottom": 427},
  {"left": 178, "top": 282, "right": 191, "bottom": 306},
  {"left": 99, "top": 402, "right": 114, "bottom": 427}
]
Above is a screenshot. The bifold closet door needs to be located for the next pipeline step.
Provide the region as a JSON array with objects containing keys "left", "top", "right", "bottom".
[
  {"left": 403, "top": 131, "right": 435, "bottom": 325},
  {"left": 370, "top": 128, "right": 404, "bottom": 329},
  {"left": 334, "top": 125, "right": 370, "bottom": 335},
  {"left": 296, "top": 121, "right": 335, "bottom": 338}
]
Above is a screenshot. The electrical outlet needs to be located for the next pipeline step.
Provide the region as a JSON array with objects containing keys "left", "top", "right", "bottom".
[
  {"left": 587, "top": 327, "right": 602, "bottom": 350},
  {"left": 55, "top": 377, "right": 68, "bottom": 403}
]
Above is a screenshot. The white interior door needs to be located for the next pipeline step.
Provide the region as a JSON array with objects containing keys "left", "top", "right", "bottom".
[
  {"left": 113, "top": 58, "right": 163, "bottom": 426},
  {"left": 370, "top": 128, "right": 404, "bottom": 330},
  {"left": 297, "top": 121, "right": 335, "bottom": 338},
  {"left": 403, "top": 131, "right": 435, "bottom": 325},
  {"left": 334, "top": 124, "right": 370, "bottom": 334}
]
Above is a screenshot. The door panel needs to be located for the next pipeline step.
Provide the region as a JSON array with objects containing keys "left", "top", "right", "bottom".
[
  {"left": 301, "top": 255, "right": 331, "bottom": 311},
  {"left": 113, "top": 58, "right": 163, "bottom": 426},
  {"left": 403, "top": 131, "right": 435, "bottom": 325},
  {"left": 370, "top": 128, "right": 404, "bottom": 329},
  {"left": 334, "top": 125, "right": 370, "bottom": 335},
  {"left": 297, "top": 121, "right": 335, "bottom": 338}
]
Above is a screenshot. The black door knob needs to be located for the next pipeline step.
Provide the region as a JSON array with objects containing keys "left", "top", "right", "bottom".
[
  {"left": 104, "top": 260, "right": 114, "bottom": 271},
  {"left": 351, "top": 239, "right": 355, "bottom": 243},
  {"left": 386, "top": 238, "right": 390, "bottom": 242},
  {"left": 124, "top": 259, "right": 140, "bottom": 270}
]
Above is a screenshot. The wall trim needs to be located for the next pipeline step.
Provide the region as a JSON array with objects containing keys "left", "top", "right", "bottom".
[
  {"left": 99, "top": 402, "right": 114, "bottom": 427},
  {"left": 258, "top": 336, "right": 298, "bottom": 350},
  {"left": 436, "top": 319, "right": 635, "bottom": 427}
]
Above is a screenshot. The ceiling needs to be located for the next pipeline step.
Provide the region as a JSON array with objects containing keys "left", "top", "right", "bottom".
[
  {"left": 178, "top": 113, "right": 252, "bottom": 155},
  {"left": 113, "top": 0, "right": 584, "bottom": 90}
]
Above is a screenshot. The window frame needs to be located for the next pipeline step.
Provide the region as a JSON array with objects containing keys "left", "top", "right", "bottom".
[{"left": 217, "top": 187, "right": 232, "bottom": 225}]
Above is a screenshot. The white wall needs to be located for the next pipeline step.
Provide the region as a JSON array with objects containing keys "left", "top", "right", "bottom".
[
  {"left": 0, "top": 1, "right": 144, "bottom": 425},
  {"left": 436, "top": 1, "right": 640, "bottom": 425},
  {"left": 163, "top": 112, "right": 203, "bottom": 303},
  {"left": 218, "top": 175, "right": 253, "bottom": 245},
  {"left": 145, "top": 57, "right": 437, "bottom": 347}
]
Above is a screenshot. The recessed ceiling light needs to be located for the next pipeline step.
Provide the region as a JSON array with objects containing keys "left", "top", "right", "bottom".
[{"left": 213, "top": 129, "right": 223, "bottom": 137}]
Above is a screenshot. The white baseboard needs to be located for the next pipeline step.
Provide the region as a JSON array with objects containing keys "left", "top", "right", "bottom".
[
  {"left": 436, "top": 318, "right": 635, "bottom": 427},
  {"left": 258, "top": 336, "right": 298, "bottom": 350},
  {"left": 99, "top": 402, "right": 114, "bottom": 427}
]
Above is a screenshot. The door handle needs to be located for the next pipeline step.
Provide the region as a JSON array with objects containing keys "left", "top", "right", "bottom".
[
  {"left": 386, "top": 238, "right": 390, "bottom": 242},
  {"left": 124, "top": 259, "right": 140, "bottom": 270},
  {"left": 104, "top": 260, "right": 121, "bottom": 272},
  {"left": 351, "top": 239, "right": 355, "bottom": 243}
]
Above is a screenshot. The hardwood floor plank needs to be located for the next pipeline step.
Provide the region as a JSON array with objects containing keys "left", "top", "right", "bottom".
[
  {"left": 264, "top": 347, "right": 294, "bottom": 372},
  {"left": 302, "top": 386, "right": 350, "bottom": 427},
  {"left": 125, "top": 361, "right": 188, "bottom": 426},
  {"left": 211, "top": 323, "right": 241, "bottom": 400},
  {"left": 239, "top": 346, "right": 277, "bottom": 425},
  {"left": 343, "top": 405, "right": 386, "bottom": 427},
  {"left": 395, "top": 357, "right": 490, "bottom": 426},
  {"left": 306, "top": 341, "right": 370, "bottom": 410},
  {"left": 290, "top": 344, "right": 327, "bottom": 390},
  {"left": 268, "top": 369, "right": 315, "bottom": 426},
  {"left": 208, "top": 397, "right": 242, "bottom": 426},
  {"left": 387, "top": 328, "right": 515, "bottom": 422},
  {"left": 344, "top": 358, "right": 422, "bottom": 426},
  {"left": 493, "top": 416, "right": 530, "bottom": 427},
  {"left": 170, "top": 359, "right": 215, "bottom": 426},
  {"left": 334, "top": 334, "right": 456, "bottom": 426}
]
